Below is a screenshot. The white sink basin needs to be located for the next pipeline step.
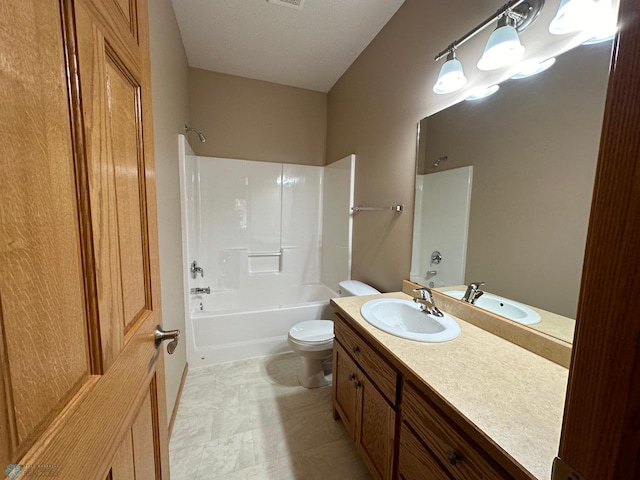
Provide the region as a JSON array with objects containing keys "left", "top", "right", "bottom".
[
  {"left": 360, "top": 298, "right": 460, "bottom": 342},
  {"left": 443, "top": 291, "right": 541, "bottom": 325}
]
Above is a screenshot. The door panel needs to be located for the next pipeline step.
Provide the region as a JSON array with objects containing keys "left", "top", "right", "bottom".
[
  {"left": 75, "top": 1, "right": 126, "bottom": 370},
  {"left": 0, "top": 0, "right": 91, "bottom": 463},
  {"left": 113, "top": 0, "right": 136, "bottom": 33},
  {"left": 131, "top": 388, "right": 158, "bottom": 480},
  {"left": 111, "top": 429, "right": 135, "bottom": 480},
  {"left": 105, "top": 54, "right": 149, "bottom": 332},
  {"left": 75, "top": 0, "right": 152, "bottom": 368}
]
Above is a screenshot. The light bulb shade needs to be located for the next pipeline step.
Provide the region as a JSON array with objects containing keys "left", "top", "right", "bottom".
[
  {"left": 511, "top": 57, "right": 556, "bottom": 79},
  {"left": 549, "top": 0, "right": 600, "bottom": 35},
  {"left": 477, "top": 25, "right": 525, "bottom": 71},
  {"left": 465, "top": 85, "right": 500, "bottom": 101},
  {"left": 433, "top": 57, "right": 467, "bottom": 94},
  {"left": 582, "top": 0, "right": 618, "bottom": 44}
]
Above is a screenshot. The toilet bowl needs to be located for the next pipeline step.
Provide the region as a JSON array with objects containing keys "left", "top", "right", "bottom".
[
  {"left": 288, "top": 280, "right": 381, "bottom": 389},
  {"left": 288, "top": 320, "right": 334, "bottom": 388}
]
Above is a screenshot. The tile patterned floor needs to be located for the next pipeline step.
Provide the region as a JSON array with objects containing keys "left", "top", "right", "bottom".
[{"left": 170, "top": 352, "right": 372, "bottom": 479}]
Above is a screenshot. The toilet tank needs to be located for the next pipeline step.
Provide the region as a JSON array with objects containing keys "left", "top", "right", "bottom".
[{"left": 338, "top": 280, "right": 380, "bottom": 297}]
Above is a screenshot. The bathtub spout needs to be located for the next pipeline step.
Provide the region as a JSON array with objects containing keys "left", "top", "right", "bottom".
[{"left": 190, "top": 287, "right": 211, "bottom": 295}]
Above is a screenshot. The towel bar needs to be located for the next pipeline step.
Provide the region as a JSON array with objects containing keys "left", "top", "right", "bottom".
[{"left": 351, "top": 205, "right": 403, "bottom": 212}]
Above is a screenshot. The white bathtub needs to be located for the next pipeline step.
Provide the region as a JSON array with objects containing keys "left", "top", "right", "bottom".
[{"left": 188, "top": 283, "right": 337, "bottom": 367}]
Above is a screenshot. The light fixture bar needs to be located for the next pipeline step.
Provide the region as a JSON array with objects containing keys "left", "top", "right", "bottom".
[{"left": 435, "top": 0, "right": 538, "bottom": 61}]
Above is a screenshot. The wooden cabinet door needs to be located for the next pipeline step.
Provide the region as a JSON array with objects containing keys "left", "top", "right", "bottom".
[
  {"left": 356, "top": 375, "right": 396, "bottom": 480},
  {"left": 333, "top": 342, "right": 359, "bottom": 439},
  {"left": 398, "top": 424, "right": 453, "bottom": 480},
  {"left": 0, "top": 0, "right": 170, "bottom": 478}
]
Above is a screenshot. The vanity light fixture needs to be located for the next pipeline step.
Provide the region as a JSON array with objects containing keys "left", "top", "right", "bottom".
[
  {"left": 433, "top": 50, "right": 467, "bottom": 94},
  {"left": 465, "top": 85, "right": 500, "bottom": 101},
  {"left": 477, "top": 14, "right": 526, "bottom": 71},
  {"left": 510, "top": 57, "right": 556, "bottom": 78},
  {"left": 433, "top": 0, "right": 545, "bottom": 95},
  {"left": 549, "top": 0, "right": 601, "bottom": 35}
]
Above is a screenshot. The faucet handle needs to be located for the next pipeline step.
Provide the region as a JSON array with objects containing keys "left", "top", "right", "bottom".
[
  {"left": 467, "top": 281, "right": 485, "bottom": 289},
  {"left": 413, "top": 287, "right": 433, "bottom": 301}
]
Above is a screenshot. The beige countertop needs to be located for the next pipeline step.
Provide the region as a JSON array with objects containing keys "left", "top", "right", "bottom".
[{"left": 331, "top": 292, "right": 569, "bottom": 480}]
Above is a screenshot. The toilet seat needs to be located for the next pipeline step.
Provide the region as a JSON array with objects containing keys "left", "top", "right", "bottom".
[{"left": 288, "top": 320, "right": 334, "bottom": 345}]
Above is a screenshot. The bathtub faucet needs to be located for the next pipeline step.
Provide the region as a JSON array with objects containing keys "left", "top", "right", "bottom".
[{"left": 190, "top": 287, "right": 211, "bottom": 295}]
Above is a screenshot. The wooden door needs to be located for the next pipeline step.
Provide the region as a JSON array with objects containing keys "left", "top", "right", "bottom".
[
  {"left": 555, "top": 0, "right": 640, "bottom": 478},
  {"left": 1, "top": 0, "right": 170, "bottom": 478}
]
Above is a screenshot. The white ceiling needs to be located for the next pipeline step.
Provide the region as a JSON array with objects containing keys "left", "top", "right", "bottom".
[{"left": 171, "top": 0, "right": 406, "bottom": 92}]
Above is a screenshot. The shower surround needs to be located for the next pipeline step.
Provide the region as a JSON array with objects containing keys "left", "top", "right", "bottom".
[{"left": 179, "top": 136, "right": 354, "bottom": 367}]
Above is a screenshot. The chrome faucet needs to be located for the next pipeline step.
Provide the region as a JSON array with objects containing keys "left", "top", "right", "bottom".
[
  {"left": 413, "top": 287, "right": 444, "bottom": 317},
  {"left": 190, "top": 287, "right": 211, "bottom": 295},
  {"left": 190, "top": 261, "right": 204, "bottom": 279},
  {"left": 461, "top": 282, "right": 484, "bottom": 305}
]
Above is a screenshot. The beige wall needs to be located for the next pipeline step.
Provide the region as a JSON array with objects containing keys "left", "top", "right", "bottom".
[
  {"left": 326, "top": 0, "right": 609, "bottom": 293},
  {"left": 189, "top": 69, "right": 327, "bottom": 166},
  {"left": 326, "top": 0, "right": 488, "bottom": 292},
  {"left": 149, "top": 0, "right": 190, "bottom": 422},
  {"left": 418, "top": 43, "right": 611, "bottom": 318}
]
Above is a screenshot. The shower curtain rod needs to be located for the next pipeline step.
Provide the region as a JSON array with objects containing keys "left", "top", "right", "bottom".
[{"left": 352, "top": 205, "right": 404, "bottom": 212}]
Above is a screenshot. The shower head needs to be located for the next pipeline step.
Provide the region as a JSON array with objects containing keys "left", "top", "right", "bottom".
[{"left": 185, "top": 125, "right": 206, "bottom": 142}]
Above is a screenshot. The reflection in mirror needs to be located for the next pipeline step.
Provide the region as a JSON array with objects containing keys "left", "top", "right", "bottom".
[
  {"left": 412, "top": 41, "right": 613, "bottom": 344},
  {"left": 411, "top": 166, "right": 473, "bottom": 287}
]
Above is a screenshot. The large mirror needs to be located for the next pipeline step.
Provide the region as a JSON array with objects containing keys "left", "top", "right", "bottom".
[{"left": 412, "top": 40, "right": 613, "bottom": 344}]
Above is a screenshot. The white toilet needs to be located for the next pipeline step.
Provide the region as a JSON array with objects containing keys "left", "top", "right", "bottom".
[{"left": 288, "top": 280, "right": 380, "bottom": 388}]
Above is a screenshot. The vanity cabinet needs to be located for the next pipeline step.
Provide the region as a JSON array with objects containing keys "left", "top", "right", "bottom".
[
  {"left": 399, "top": 381, "right": 512, "bottom": 480},
  {"left": 332, "top": 302, "right": 535, "bottom": 480},
  {"left": 333, "top": 313, "right": 398, "bottom": 480}
]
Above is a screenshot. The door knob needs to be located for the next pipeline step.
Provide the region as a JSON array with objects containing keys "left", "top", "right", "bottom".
[{"left": 155, "top": 325, "right": 180, "bottom": 354}]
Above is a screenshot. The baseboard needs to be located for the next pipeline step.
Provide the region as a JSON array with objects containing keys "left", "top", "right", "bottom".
[{"left": 168, "top": 362, "right": 189, "bottom": 439}]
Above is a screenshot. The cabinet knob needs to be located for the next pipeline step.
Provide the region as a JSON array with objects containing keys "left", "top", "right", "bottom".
[
  {"left": 354, "top": 381, "right": 362, "bottom": 389},
  {"left": 446, "top": 450, "right": 461, "bottom": 466},
  {"left": 352, "top": 345, "right": 360, "bottom": 354},
  {"left": 349, "top": 373, "right": 356, "bottom": 381}
]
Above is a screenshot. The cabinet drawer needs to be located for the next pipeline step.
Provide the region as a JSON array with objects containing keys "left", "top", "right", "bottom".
[
  {"left": 334, "top": 314, "right": 398, "bottom": 404},
  {"left": 403, "top": 382, "right": 510, "bottom": 480},
  {"left": 398, "top": 423, "right": 453, "bottom": 480}
]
